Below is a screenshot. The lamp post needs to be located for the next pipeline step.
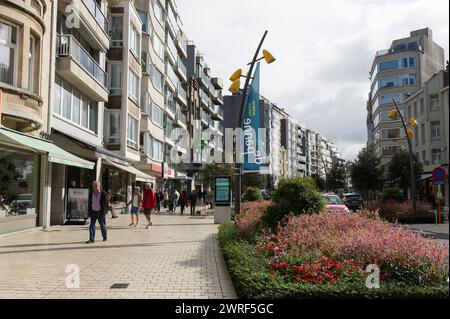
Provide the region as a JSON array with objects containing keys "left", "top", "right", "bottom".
[
  {"left": 389, "top": 99, "right": 418, "bottom": 213},
  {"left": 228, "top": 30, "right": 275, "bottom": 214}
]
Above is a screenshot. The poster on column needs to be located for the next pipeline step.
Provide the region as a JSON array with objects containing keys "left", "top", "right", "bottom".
[{"left": 67, "top": 188, "right": 89, "bottom": 220}]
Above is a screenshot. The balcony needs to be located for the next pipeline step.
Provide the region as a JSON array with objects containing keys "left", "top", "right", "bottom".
[
  {"left": 165, "top": 95, "right": 177, "bottom": 119},
  {"left": 199, "top": 89, "right": 208, "bottom": 108},
  {"left": 211, "top": 77, "right": 223, "bottom": 90},
  {"left": 174, "top": 57, "right": 187, "bottom": 82},
  {"left": 56, "top": 34, "right": 108, "bottom": 102},
  {"left": 212, "top": 90, "right": 223, "bottom": 105},
  {"left": 175, "top": 31, "right": 187, "bottom": 58},
  {"left": 211, "top": 105, "right": 224, "bottom": 121},
  {"left": 165, "top": 64, "right": 177, "bottom": 92},
  {"left": 59, "top": 0, "right": 109, "bottom": 50},
  {"left": 174, "top": 83, "right": 187, "bottom": 107},
  {"left": 375, "top": 42, "right": 423, "bottom": 58},
  {"left": 165, "top": 37, "right": 177, "bottom": 66},
  {"left": 174, "top": 108, "right": 187, "bottom": 128},
  {"left": 200, "top": 109, "right": 211, "bottom": 127}
]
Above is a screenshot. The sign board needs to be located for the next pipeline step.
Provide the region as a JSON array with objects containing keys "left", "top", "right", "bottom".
[
  {"left": 432, "top": 180, "right": 446, "bottom": 185},
  {"left": 432, "top": 166, "right": 446, "bottom": 181},
  {"left": 67, "top": 188, "right": 89, "bottom": 220},
  {"left": 215, "top": 176, "right": 231, "bottom": 206}
]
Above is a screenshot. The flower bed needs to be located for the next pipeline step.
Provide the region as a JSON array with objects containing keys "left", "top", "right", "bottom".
[
  {"left": 235, "top": 201, "right": 271, "bottom": 241},
  {"left": 374, "top": 201, "right": 438, "bottom": 224},
  {"left": 219, "top": 207, "right": 449, "bottom": 298}
]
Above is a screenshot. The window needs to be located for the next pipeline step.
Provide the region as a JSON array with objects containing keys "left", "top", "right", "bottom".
[
  {"left": 137, "top": 10, "right": 148, "bottom": 33},
  {"left": 420, "top": 98, "right": 424, "bottom": 114},
  {"left": 53, "top": 77, "right": 98, "bottom": 133},
  {"left": 379, "top": 60, "right": 398, "bottom": 72},
  {"left": 381, "top": 128, "right": 401, "bottom": 139},
  {"left": 151, "top": 104, "right": 164, "bottom": 126},
  {"left": 422, "top": 151, "right": 426, "bottom": 162},
  {"left": 129, "top": 25, "right": 140, "bottom": 58},
  {"left": 421, "top": 124, "right": 425, "bottom": 143},
  {"left": 153, "top": 1, "right": 164, "bottom": 25},
  {"left": 151, "top": 65, "right": 163, "bottom": 92},
  {"left": 0, "top": 21, "right": 17, "bottom": 85},
  {"left": 430, "top": 95, "right": 440, "bottom": 111},
  {"left": 432, "top": 149, "right": 443, "bottom": 164},
  {"left": 109, "top": 63, "right": 122, "bottom": 95},
  {"left": 110, "top": 16, "right": 123, "bottom": 47},
  {"left": 148, "top": 136, "right": 164, "bottom": 161},
  {"left": 28, "top": 34, "right": 38, "bottom": 93},
  {"left": 127, "top": 115, "right": 138, "bottom": 149},
  {"left": 153, "top": 34, "right": 164, "bottom": 60},
  {"left": 378, "top": 57, "right": 415, "bottom": 73},
  {"left": 105, "top": 112, "right": 120, "bottom": 144},
  {"left": 431, "top": 121, "right": 440, "bottom": 138},
  {"left": 128, "top": 68, "right": 139, "bottom": 104}
]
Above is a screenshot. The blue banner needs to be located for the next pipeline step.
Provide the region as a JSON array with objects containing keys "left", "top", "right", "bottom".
[{"left": 241, "top": 62, "right": 268, "bottom": 173}]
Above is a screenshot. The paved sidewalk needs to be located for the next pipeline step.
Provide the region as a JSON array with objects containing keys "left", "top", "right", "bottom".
[
  {"left": 0, "top": 213, "right": 236, "bottom": 299},
  {"left": 406, "top": 223, "right": 449, "bottom": 242}
]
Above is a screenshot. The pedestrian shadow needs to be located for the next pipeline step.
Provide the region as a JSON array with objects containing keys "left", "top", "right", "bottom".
[{"left": 0, "top": 241, "right": 90, "bottom": 249}]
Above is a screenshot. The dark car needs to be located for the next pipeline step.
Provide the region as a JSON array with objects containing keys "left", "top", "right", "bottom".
[{"left": 342, "top": 193, "right": 364, "bottom": 211}]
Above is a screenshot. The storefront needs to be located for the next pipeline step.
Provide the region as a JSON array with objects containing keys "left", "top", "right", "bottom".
[{"left": 0, "top": 127, "right": 94, "bottom": 234}]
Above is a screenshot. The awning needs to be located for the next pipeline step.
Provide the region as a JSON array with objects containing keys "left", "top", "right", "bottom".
[
  {"left": 104, "top": 160, "right": 155, "bottom": 183},
  {"left": 0, "top": 128, "right": 95, "bottom": 169},
  {"left": 421, "top": 173, "right": 432, "bottom": 180}
]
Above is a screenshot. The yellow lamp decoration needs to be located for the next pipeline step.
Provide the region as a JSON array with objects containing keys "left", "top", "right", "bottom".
[
  {"left": 229, "top": 79, "right": 241, "bottom": 94},
  {"left": 229, "top": 69, "right": 243, "bottom": 82},
  {"left": 407, "top": 128, "right": 415, "bottom": 138},
  {"left": 409, "top": 118, "right": 418, "bottom": 128},
  {"left": 388, "top": 110, "right": 398, "bottom": 119},
  {"left": 262, "top": 49, "right": 276, "bottom": 64}
]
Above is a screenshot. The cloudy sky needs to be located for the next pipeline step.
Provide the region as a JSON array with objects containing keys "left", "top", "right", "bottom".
[{"left": 177, "top": 0, "right": 449, "bottom": 160}]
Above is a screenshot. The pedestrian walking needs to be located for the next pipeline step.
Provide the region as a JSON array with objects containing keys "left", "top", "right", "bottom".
[
  {"left": 86, "top": 181, "right": 109, "bottom": 244},
  {"left": 190, "top": 189, "right": 198, "bottom": 216},
  {"left": 142, "top": 183, "right": 156, "bottom": 229},
  {"left": 203, "top": 189, "right": 209, "bottom": 209},
  {"left": 164, "top": 189, "right": 169, "bottom": 209},
  {"left": 107, "top": 190, "right": 118, "bottom": 218},
  {"left": 127, "top": 186, "right": 142, "bottom": 227},
  {"left": 171, "top": 189, "right": 180, "bottom": 213},
  {"left": 155, "top": 190, "right": 161, "bottom": 213},
  {"left": 179, "top": 190, "right": 189, "bottom": 215}
]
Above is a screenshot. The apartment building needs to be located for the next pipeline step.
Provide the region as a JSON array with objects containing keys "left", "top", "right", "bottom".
[
  {"left": 367, "top": 28, "right": 445, "bottom": 166},
  {"left": 281, "top": 118, "right": 307, "bottom": 178},
  {"left": 403, "top": 67, "right": 449, "bottom": 209},
  {"left": 183, "top": 41, "right": 224, "bottom": 186}
]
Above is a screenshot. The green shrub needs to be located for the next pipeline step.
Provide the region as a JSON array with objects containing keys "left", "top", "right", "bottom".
[
  {"left": 218, "top": 222, "right": 240, "bottom": 248},
  {"left": 380, "top": 187, "right": 404, "bottom": 203},
  {"left": 242, "top": 187, "right": 263, "bottom": 202},
  {"left": 262, "top": 177, "right": 325, "bottom": 228}
]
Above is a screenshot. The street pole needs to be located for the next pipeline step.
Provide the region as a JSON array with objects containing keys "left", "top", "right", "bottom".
[
  {"left": 392, "top": 99, "right": 416, "bottom": 213},
  {"left": 235, "top": 30, "right": 269, "bottom": 214}
]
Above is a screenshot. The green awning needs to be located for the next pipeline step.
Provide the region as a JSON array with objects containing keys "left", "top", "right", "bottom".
[{"left": 0, "top": 128, "right": 95, "bottom": 169}]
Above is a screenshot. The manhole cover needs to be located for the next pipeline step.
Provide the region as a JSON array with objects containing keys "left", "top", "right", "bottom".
[{"left": 110, "top": 283, "right": 129, "bottom": 289}]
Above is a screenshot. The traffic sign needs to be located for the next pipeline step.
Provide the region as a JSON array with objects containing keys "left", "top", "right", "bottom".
[
  {"left": 432, "top": 166, "right": 446, "bottom": 181},
  {"left": 432, "top": 180, "right": 446, "bottom": 185}
]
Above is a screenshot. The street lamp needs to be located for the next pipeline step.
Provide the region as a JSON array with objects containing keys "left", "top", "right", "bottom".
[
  {"left": 228, "top": 30, "right": 276, "bottom": 214},
  {"left": 388, "top": 99, "right": 418, "bottom": 213}
]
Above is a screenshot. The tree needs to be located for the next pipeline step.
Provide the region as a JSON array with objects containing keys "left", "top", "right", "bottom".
[
  {"left": 311, "top": 173, "right": 326, "bottom": 192},
  {"left": 197, "top": 163, "right": 234, "bottom": 192},
  {"left": 326, "top": 163, "right": 347, "bottom": 192},
  {"left": 350, "top": 145, "right": 385, "bottom": 201},
  {"left": 242, "top": 174, "right": 269, "bottom": 191},
  {"left": 387, "top": 150, "right": 423, "bottom": 199}
]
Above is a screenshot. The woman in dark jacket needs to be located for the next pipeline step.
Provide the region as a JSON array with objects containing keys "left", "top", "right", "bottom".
[{"left": 179, "top": 191, "right": 189, "bottom": 215}]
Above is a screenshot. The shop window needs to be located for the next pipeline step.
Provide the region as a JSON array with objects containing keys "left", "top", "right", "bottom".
[{"left": 0, "top": 147, "right": 38, "bottom": 219}]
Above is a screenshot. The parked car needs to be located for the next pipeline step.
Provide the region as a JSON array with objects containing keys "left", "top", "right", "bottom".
[
  {"left": 342, "top": 193, "right": 364, "bottom": 211},
  {"left": 10, "top": 194, "right": 33, "bottom": 215},
  {"left": 322, "top": 193, "right": 349, "bottom": 212},
  {"left": 260, "top": 190, "right": 271, "bottom": 200}
]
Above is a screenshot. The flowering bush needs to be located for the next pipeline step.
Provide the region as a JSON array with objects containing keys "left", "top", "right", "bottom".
[
  {"left": 257, "top": 211, "right": 448, "bottom": 286},
  {"left": 235, "top": 201, "right": 271, "bottom": 241},
  {"left": 375, "top": 200, "right": 435, "bottom": 223}
]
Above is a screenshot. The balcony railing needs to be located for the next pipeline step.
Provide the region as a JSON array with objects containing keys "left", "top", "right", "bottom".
[
  {"left": 199, "top": 89, "right": 208, "bottom": 106},
  {"left": 166, "top": 64, "right": 178, "bottom": 89},
  {"left": 57, "top": 34, "right": 107, "bottom": 88},
  {"left": 82, "top": 0, "right": 108, "bottom": 33},
  {"left": 177, "top": 57, "right": 187, "bottom": 77},
  {"left": 176, "top": 108, "right": 187, "bottom": 125},
  {"left": 176, "top": 31, "right": 187, "bottom": 55},
  {"left": 177, "top": 83, "right": 187, "bottom": 101},
  {"left": 166, "top": 94, "right": 177, "bottom": 115}
]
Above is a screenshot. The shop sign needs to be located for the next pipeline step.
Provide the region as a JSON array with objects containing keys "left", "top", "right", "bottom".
[{"left": 67, "top": 188, "right": 89, "bottom": 220}]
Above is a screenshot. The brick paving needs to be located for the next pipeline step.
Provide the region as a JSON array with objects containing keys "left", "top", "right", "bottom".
[{"left": 0, "top": 211, "right": 236, "bottom": 299}]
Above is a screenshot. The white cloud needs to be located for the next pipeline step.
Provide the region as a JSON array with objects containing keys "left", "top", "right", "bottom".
[{"left": 177, "top": 0, "right": 449, "bottom": 160}]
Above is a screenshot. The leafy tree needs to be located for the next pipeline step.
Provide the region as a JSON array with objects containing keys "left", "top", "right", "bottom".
[
  {"left": 311, "top": 173, "right": 326, "bottom": 192},
  {"left": 350, "top": 145, "right": 385, "bottom": 200},
  {"left": 263, "top": 177, "right": 326, "bottom": 228},
  {"left": 326, "top": 163, "right": 347, "bottom": 192},
  {"left": 197, "top": 163, "right": 234, "bottom": 192},
  {"left": 242, "top": 174, "right": 269, "bottom": 191},
  {"left": 242, "top": 187, "right": 263, "bottom": 202},
  {"left": 386, "top": 150, "right": 423, "bottom": 199}
]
